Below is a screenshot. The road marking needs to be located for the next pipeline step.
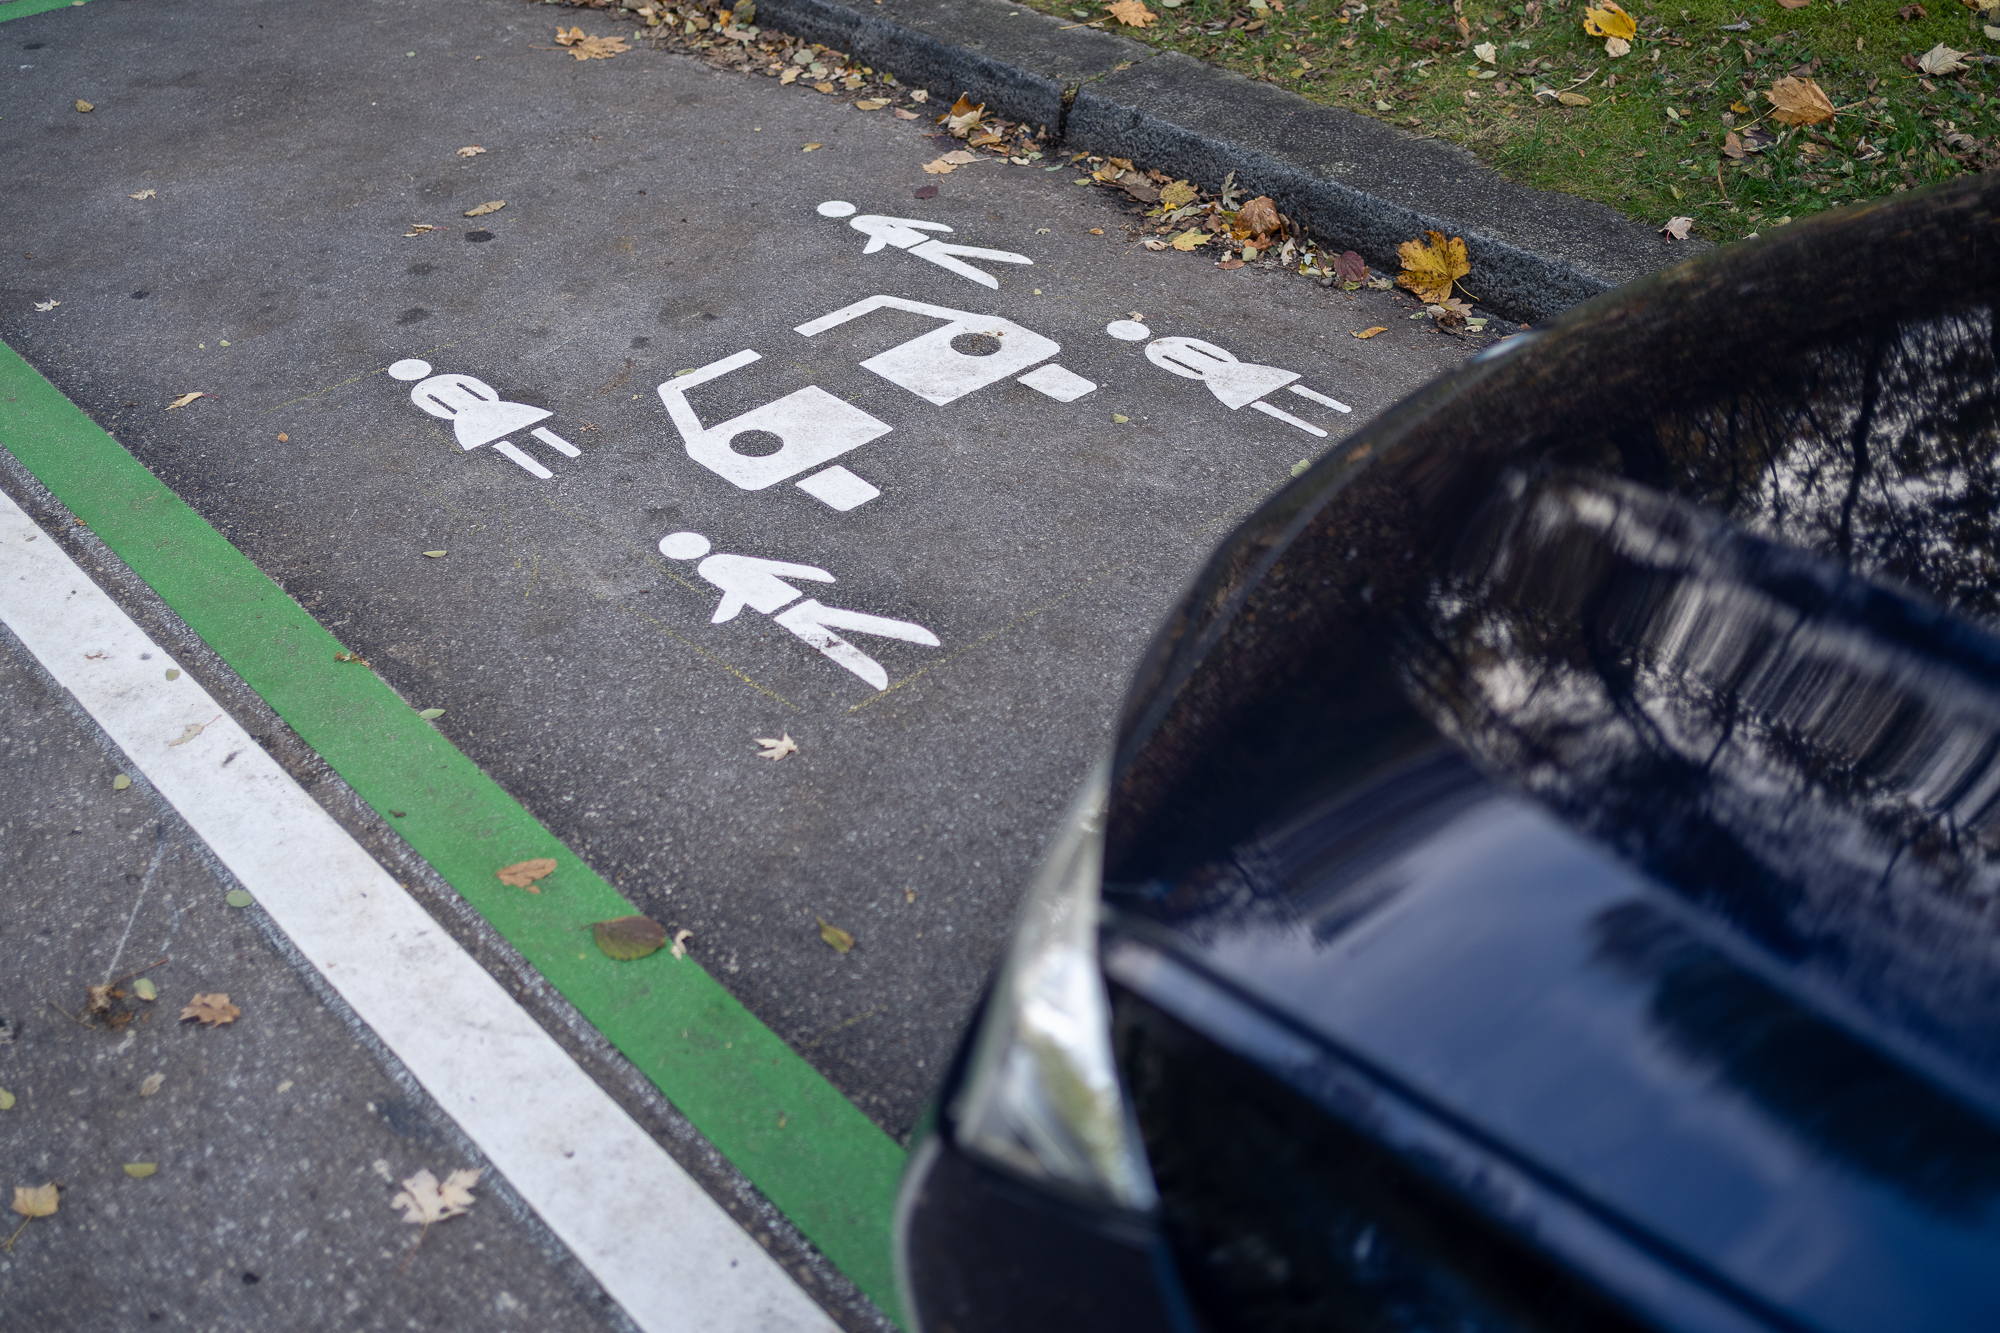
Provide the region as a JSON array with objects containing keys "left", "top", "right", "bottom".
[
  {"left": 817, "top": 200, "right": 1034, "bottom": 288},
  {"left": 0, "top": 489, "right": 837, "bottom": 1333},
  {"left": 1141, "top": 333, "right": 1351, "bottom": 434},
  {"left": 0, "top": 338, "right": 906, "bottom": 1320}
]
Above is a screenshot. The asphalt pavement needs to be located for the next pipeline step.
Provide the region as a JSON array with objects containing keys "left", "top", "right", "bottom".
[{"left": 1, "top": 0, "right": 1498, "bottom": 1325}]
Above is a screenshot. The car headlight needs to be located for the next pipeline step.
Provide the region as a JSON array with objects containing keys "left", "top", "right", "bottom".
[{"left": 950, "top": 757, "right": 1159, "bottom": 1213}]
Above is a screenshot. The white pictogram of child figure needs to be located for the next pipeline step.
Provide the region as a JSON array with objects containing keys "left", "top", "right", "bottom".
[
  {"left": 388, "top": 358, "right": 581, "bottom": 478},
  {"left": 659, "top": 532, "right": 939, "bottom": 690}
]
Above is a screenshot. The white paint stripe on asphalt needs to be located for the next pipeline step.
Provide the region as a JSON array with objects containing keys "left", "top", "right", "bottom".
[{"left": 0, "top": 490, "right": 837, "bottom": 1333}]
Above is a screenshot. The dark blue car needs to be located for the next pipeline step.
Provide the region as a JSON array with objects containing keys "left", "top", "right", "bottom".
[{"left": 897, "top": 175, "right": 2000, "bottom": 1333}]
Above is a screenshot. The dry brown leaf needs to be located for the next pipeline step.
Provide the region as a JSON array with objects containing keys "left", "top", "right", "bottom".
[
  {"left": 1236, "top": 195, "right": 1282, "bottom": 238},
  {"left": 670, "top": 928, "right": 694, "bottom": 961},
  {"left": 166, "top": 392, "right": 209, "bottom": 410},
  {"left": 755, "top": 733, "right": 799, "bottom": 760},
  {"left": 854, "top": 98, "right": 889, "bottom": 110},
  {"left": 555, "top": 28, "right": 629, "bottom": 59},
  {"left": 942, "top": 149, "right": 979, "bottom": 164},
  {"left": 592, "top": 915, "right": 668, "bottom": 960},
  {"left": 1660, "top": 216, "right": 1694, "bottom": 240},
  {"left": 922, "top": 158, "right": 957, "bottom": 174},
  {"left": 813, "top": 81, "right": 836, "bottom": 93},
  {"left": 495, "top": 857, "right": 558, "bottom": 890},
  {"left": 1557, "top": 90, "right": 1593, "bottom": 106},
  {"left": 1918, "top": 42, "right": 1968, "bottom": 75},
  {"left": 140, "top": 1072, "right": 164, "bottom": 1098},
  {"left": 1332, "top": 250, "right": 1370, "bottom": 283},
  {"left": 404, "top": 224, "right": 437, "bottom": 236},
  {"left": 1766, "top": 76, "right": 1835, "bottom": 125},
  {"left": 1396, "top": 230, "right": 1470, "bottom": 304},
  {"left": 179, "top": 993, "right": 240, "bottom": 1027},
  {"left": 463, "top": 200, "right": 506, "bottom": 218},
  {"left": 1142, "top": 238, "right": 1169, "bottom": 250},
  {"left": 128, "top": 189, "right": 156, "bottom": 200},
  {"left": 456, "top": 146, "right": 486, "bottom": 158},
  {"left": 942, "top": 94, "right": 985, "bottom": 136},
  {"left": 12, "top": 1184, "right": 56, "bottom": 1219},
  {"left": 1353, "top": 326, "right": 1388, "bottom": 339},
  {"left": 818, "top": 917, "right": 855, "bottom": 953},
  {"left": 967, "top": 130, "right": 1006, "bottom": 148},
  {"left": 1106, "top": 0, "right": 1158, "bottom": 25},
  {"left": 893, "top": 107, "right": 920, "bottom": 118},
  {"left": 779, "top": 67, "right": 801, "bottom": 84},
  {"left": 391, "top": 1168, "right": 482, "bottom": 1227},
  {"left": 1158, "top": 179, "right": 1199, "bottom": 209},
  {"left": 1722, "top": 131, "right": 1746, "bottom": 159}
]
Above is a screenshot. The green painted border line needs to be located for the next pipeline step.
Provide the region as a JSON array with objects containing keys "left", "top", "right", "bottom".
[
  {"left": 0, "top": 0, "right": 100, "bottom": 24},
  {"left": 0, "top": 339, "right": 907, "bottom": 1323}
]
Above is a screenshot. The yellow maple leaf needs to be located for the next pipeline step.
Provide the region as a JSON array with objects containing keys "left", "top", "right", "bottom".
[
  {"left": 1395, "top": 230, "right": 1470, "bottom": 304},
  {"left": 1765, "top": 76, "right": 1834, "bottom": 126},
  {"left": 1106, "top": 0, "right": 1157, "bottom": 26},
  {"left": 1170, "top": 229, "right": 1210, "bottom": 251},
  {"left": 1582, "top": 0, "right": 1636, "bottom": 40}
]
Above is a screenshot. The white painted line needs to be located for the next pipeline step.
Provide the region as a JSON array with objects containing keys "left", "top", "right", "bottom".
[
  {"left": 795, "top": 465, "right": 881, "bottom": 511},
  {"left": 494, "top": 440, "right": 555, "bottom": 478},
  {"left": 1288, "top": 384, "right": 1352, "bottom": 414},
  {"left": 1249, "top": 398, "right": 1328, "bottom": 437},
  {"left": 0, "top": 492, "right": 837, "bottom": 1333},
  {"left": 1016, "top": 364, "right": 1096, "bottom": 402},
  {"left": 531, "top": 426, "right": 583, "bottom": 458}
]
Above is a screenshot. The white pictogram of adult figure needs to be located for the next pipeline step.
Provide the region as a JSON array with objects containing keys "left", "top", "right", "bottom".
[
  {"left": 659, "top": 531, "right": 939, "bottom": 690},
  {"left": 815, "top": 201, "right": 1033, "bottom": 290}
]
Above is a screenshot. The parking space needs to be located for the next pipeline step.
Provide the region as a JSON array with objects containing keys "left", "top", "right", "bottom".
[{"left": 1, "top": 0, "right": 1488, "bottom": 1321}]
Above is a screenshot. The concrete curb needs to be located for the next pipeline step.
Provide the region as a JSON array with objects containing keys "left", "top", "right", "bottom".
[{"left": 753, "top": 0, "right": 1703, "bottom": 323}]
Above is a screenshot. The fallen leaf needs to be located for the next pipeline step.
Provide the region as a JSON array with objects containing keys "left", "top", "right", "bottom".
[
  {"left": 124, "top": 1163, "right": 157, "bottom": 1178},
  {"left": 818, "top": 917, "right": 855, "bottom": 953},
  {"left": 112, "top": 774, "right": 132, "bottom": 791},
  {"left": 422, "top": 549, "right": 447, "bottom": 557},
  {"left": 456, "top": 146, "right": 486, "bottom": 158},
  {"left": 1777, "top": 0, "right": 1809, "bottom": 7},
  {"left": 165, "top": 391, "right": 212, "bottom": 410},
  {"left": 755, "top": 732, "right": 800, "bottom": 760},
  {"left": 1332, "top": 250, "right": 1370, "bottom": 283},
  {"left": 813, "top": 81, "right": 836, "bottom": 93},
  {"left": 463, "top": 200, "right": 506, "bottom": 217},
  {"left": 1582, "top": 0, "right": 1635, "bottom": 39},
  {"left": 1722, "top": 131, "right": 1746, "bottom": 158},
  {"left": 1158, "top": 179, "right": 1199, "bottom": 209},
  {"left": 391, "top": 1167, "right": 482, "bottom": 1228},
  {"left": 554, "top": 28, "right": 629, "bottom": 59},
  {"left": 132, "top": 979, "right": 156, "bottom": 1002},
  {"left": 1918, "top": 42, "right": 1968, "bottom": 75},
  {"left": 1236, "top": 195, "right": 1282, "bottom": 238},
  {"left": 140, "top": 1072, "right": 164, "bottom": 1097},
  {"left": 1396, "top": 230, "right": 1470, "bottom": 304},
  {"left": 1604, "top": 35, "right": 1631, "bottom": 56},
  {"left": 1143, "top": 237, "right": 1169, "bottom": 250},
  {"left": 277, "top": 433, "right": 289, "bottom": 442},
  {"left": 802, "top": 142, "right": 823, "bottom": 152},
  {"left": 417, "top": 708, "right": 445, "bottom": 720},
  {"left": 0, "top": 1090, "right": 12, "bottom": 1111},
  {"left": 942, "top": 93, "right": 986, "bottom": 136},
  {"left": 333, "top": 650, "right": 368, "bottom": 663},
  {"left": 12, "top": 1182, "right": 57, "bottom": 1223},
  {"left": 893, "top": 107, "right": 920, "bottom": 118},
  {"left": 33, "top": 299, "right": 59, "bottom": 312},
  {"left": 1557, "top": 90, "right": 1593, "bottom": 106},
  {"left": 968, "top": 129, "right": 1006, "bottom": 148},
  {"left": 167, "top": 716, "right": 216, "bottom": 746},
  {"left": 855, "top": 97, "right": 889, "bottom": 110},
  {"left": 670, "top": 928, "right": 694, "bottom": 961},
  {"left": 1473, "top": 41, "right": 1498, "bottom": 62},
  {"left": 1354, "top": 326, "right": 1388, "bottom": 338},
  {"left": 1766, "top": 76, "right": 1835, "bottom": 125},
  {"left": 180, "top": 993, "right": 240, "bottom": 1027},
  {"left": 1659, "top": 215, "right": 1694, "bottom": 240},
  {"left": 128, "top": 189, "right": 156, "bottom": 199},
  {"left": 1170, "top": 229, "right": 1209, "bottom": 250},
  {"left": 1112, "top": 413, "right": 1131, "bottom": 423},
  {"left": 1987, "top": 22, "right": 2000, "bottom": 36},
  {"left": 779, "top": 67, "right": 801, "bottom": 84},
  {"left": 922, "top": 158, "right": 956, "bottom": 174},
  {"left": 404, "top": 224, "right": 437, "bottom": 236},
  {"left": 1219, "top": 257, "right": 1246, "bottom": 270},
  {"left": 593, "top": 915, "right": 668, "bottom": 960},
  {"left": 1106, "top": 0, "right": 1157, "bottom": 25},
  {"left": 942, "top": 149, "right": 980, "bottom": 165},
  {"left": 75, "top": 99, "right": 94, "bottom": 113},
  {"left": 224, "top": 887, "right": 252, "bottom": 907},
  {"left": 914, "top": 183, "right": 939, "bottom": 199},
  {"left": 495, "top": 857, "right": 558, "bottom": 890}
]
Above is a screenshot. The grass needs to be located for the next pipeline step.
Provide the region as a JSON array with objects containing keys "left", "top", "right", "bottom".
[{"left": 1025, "top": 0, "right": 2000, "bottom": 241}]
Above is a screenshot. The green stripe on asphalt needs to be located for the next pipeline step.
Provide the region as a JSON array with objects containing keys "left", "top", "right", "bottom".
[
  {"left": 0, "top": 0, "right": 102, "bottom": 24},
  {"left": 0, "top": 340, "right": 907, "bottom": 1324}
]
